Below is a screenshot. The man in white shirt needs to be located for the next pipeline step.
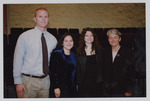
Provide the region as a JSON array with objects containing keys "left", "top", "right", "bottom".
[{"left": 13, "top": 8, "right": 57, "bottom": 98}]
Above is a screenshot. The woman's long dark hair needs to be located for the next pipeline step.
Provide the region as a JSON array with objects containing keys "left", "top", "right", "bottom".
[
  {"left": 77, "top": 27, "right": 101, "bottom": 56},
  {"left": 55, "top": 32, "right": 75, "bottom": 51}
]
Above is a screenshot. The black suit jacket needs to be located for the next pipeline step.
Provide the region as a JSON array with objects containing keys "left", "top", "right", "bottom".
[{"left": 102, "top": 46, "right": 135, "bottom": 96}]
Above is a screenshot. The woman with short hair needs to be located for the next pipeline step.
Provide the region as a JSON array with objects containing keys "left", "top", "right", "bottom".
[{"left": 102, "top": 29, "right": 135, "bottom": 97}]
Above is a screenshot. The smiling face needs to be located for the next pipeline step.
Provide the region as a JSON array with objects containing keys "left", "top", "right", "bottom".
[
  {"left": 63, "top": 35, "right": 74, "bottom": 51},
  {"left": 84, "top": 31, "right": 94, "bottom": 45},
  {"left": 34, "top": 10, "right": 49, "bottom": 30},
  {"left": 108, "top": 33, "right": 121, "bottom": 48}
]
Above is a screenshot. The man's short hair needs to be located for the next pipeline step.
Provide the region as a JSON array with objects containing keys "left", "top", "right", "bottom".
[{"left": 34, "top": 8, "right": 49, "bottom": 17}]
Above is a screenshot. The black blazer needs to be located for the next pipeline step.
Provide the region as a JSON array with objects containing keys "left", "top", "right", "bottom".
[
  {"left": 76, "top": 50, "right": 103, "bottom": 86},
  {"left": 102, "top": 46, "right": 135, "bottom": 96}
]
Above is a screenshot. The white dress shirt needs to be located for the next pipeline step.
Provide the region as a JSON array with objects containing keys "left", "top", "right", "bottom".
[{"left": 13, "top": 27, "right": 57, "bottom": 84}]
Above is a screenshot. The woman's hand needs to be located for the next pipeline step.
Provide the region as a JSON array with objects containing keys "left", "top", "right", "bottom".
[
  {"left": 54, "top": 88, "right": 61, "bottom": 98},
  {"left": 125, "top": 92, "right": 132, "bottom": 96}
]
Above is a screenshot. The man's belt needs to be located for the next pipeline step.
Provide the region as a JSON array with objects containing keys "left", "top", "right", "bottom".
[{"left": 22, "top": 73, "right": 47, "bottom": 79}]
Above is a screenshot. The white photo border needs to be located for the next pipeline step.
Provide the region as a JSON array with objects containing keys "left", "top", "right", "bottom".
[{"left": 1, "top": 0, "right": 150, "bottom": 101}]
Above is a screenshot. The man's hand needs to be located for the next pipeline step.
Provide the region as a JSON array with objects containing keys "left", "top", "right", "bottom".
[
  {"left": 54, "top": 88, "right": 61, "bottom": 98},
  {"left": 16, "top": 84, "right": 27, "bottom": 98}
]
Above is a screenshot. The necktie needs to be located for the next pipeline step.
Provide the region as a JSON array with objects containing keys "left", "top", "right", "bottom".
[{"left": 41, "top": 33, "right": 49, "bottom": 75}]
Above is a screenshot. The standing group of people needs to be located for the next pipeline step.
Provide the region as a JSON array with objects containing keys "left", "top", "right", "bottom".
[{"left": 13, "top": 8, "right": 135, "bottom": 98}]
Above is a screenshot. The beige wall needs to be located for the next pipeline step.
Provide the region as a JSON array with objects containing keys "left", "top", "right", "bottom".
[{"left": 8, "top": 3, "right": 145, "bottom": 33}]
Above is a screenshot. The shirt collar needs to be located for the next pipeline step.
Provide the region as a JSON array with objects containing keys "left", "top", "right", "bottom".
[{"left": 34, "top": 27, "right": 47, "bottom": 35}]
